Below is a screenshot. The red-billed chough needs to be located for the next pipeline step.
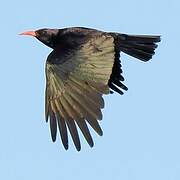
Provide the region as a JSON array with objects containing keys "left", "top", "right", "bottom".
[{"left": 20, "top": 27, "right": 161, "bottom": 151}]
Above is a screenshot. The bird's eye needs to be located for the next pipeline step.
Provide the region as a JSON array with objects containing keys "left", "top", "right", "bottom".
[{"left": 42, "top": 31, "right": 47, "bottom": 36}]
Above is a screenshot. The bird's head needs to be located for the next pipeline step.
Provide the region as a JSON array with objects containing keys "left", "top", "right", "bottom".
[{"left": 20, "top": 28, "right": 59, "bottom": 48}]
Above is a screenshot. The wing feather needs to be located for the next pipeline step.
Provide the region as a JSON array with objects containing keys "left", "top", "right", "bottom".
[
  {"left": 49, "top": 105, "right": 57, "bottom": 142},
  {"left": 75, "top": 118, "right": 94, "bottom": 147},
  {"left": 52, "top": 101, "right": 68, "bottom": 149},
  {"left": 66, "top": 119, "right": 81, "bottom": 151},
  {"left": 45, "top": 34, "right": 114, "bottom": 150},
  {"left": 69, "top": 76, "right": 104, "bottom": 108},
  {"left": 45, "top": 86, "right": 50, "bottom": 122},
  {"left": 67, "top": 83, "right": 102, "bottom": 120},
  {"left": 86, "top": 118, "right": 103, "bottom": 136}
]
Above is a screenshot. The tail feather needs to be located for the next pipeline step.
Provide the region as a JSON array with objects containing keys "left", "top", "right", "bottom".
[
  {"left": 108, "top": 33, "right": 160, "bottom": 95},
  {"left": 118, "top": 34, "right": 161, "bottom": 61}
]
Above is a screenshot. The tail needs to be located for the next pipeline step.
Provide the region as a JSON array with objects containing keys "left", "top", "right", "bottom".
[{"left": 118, "top": 34, "right": 161, "bottom": 61}]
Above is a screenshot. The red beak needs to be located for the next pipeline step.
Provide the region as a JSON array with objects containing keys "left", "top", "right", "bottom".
[{"left": 19, "top": 31, "right": 36, "bottom": 37}]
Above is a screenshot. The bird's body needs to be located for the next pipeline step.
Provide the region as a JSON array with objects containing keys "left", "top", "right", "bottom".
[{"left": 20, "top": 27, "right": 161, "bottom": 151}]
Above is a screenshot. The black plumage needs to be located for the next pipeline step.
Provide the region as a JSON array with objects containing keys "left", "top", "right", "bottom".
[{"left": 20, "top": 27, "right": 161, "bottom": 151}]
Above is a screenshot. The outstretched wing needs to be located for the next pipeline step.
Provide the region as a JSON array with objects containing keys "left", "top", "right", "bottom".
[{"left": 45, "top": 34, "right": 115, "bottom": 151}]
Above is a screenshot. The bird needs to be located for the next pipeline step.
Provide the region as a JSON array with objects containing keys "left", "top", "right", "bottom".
[{"left": 20, "top": 27, "right": 161, "bottom": 151}]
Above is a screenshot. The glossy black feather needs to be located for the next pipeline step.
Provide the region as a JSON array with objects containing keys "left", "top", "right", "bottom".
[
  {"left": 30, "top": 27, "right": 161, "bottom": 151},
  {"left": 117, "top": 34, "right": 161, "bottom": 62}
]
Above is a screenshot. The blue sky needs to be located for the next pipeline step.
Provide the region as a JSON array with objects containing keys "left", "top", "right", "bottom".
[{"left": 0, "top": 0, "right": 180, "bottom": 179}]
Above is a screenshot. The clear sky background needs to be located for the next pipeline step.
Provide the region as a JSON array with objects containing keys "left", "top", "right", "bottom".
[{"left": 0, "top": 0, "right": 179, "bottom": 179}]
